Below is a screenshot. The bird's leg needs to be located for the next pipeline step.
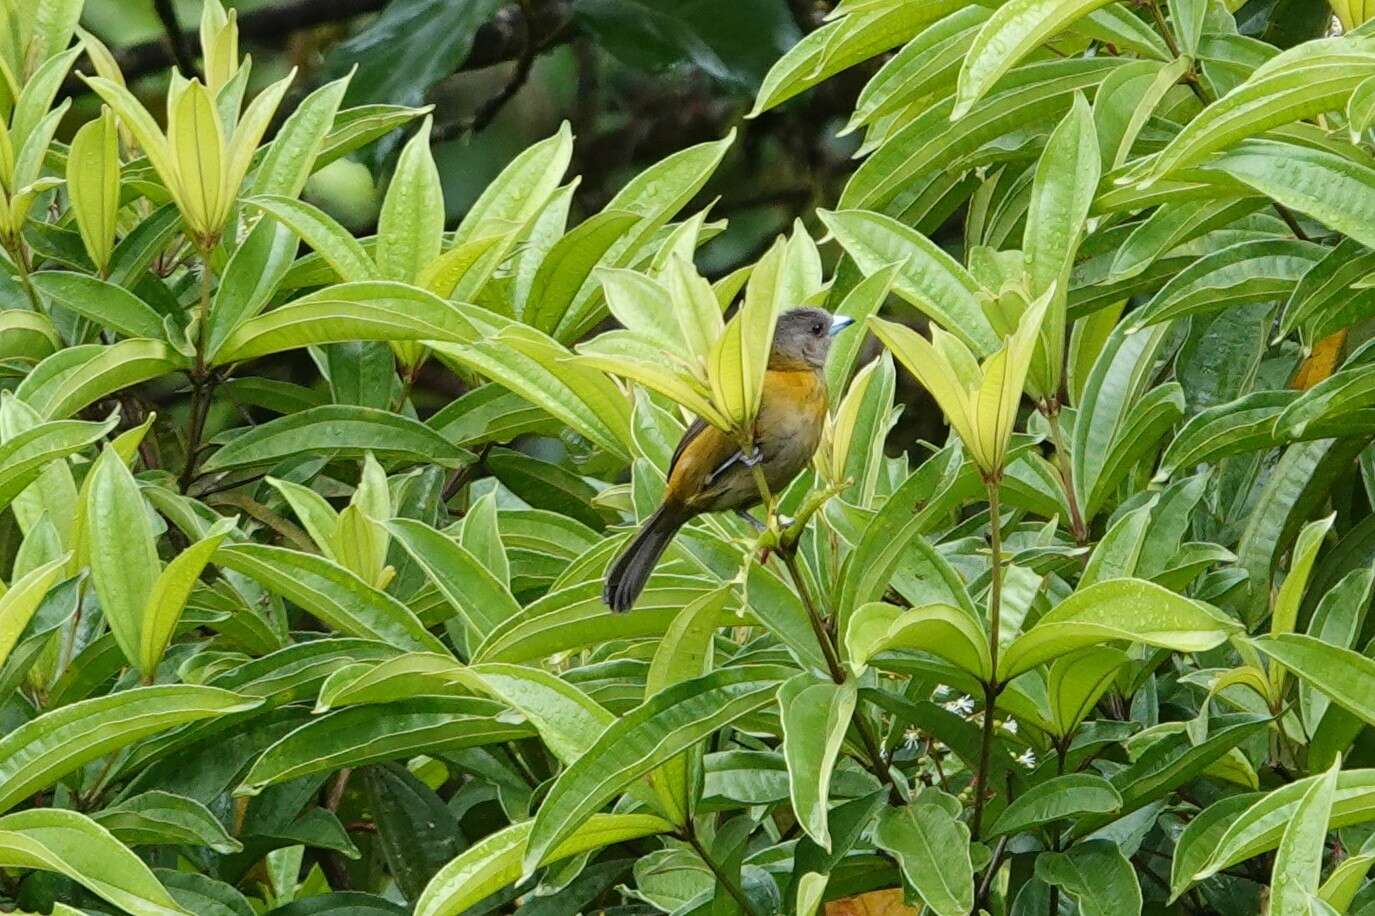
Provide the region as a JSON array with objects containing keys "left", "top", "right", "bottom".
[
  {"left": 734, "top": 509, "right": 766, "bottom": 532},
  {"left": 740, "top": 446, "right": 764, "bottom": 467}
]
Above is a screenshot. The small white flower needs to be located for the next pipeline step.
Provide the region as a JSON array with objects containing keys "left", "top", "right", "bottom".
[
  {"left": 1016, "top": 749, "right": 1037, "bottom": 768},
  {"left": 933, "top": 684, "right": 951, "bottom": 699},
  {"left": 1003, "top": 719, "right": 1019, "bottom": 735},
  {"left": 903, "top": 725, "right": 922, "bottom": 752},
  {"left": 945, "top": 695, "right": 975, "bottom": 716}
]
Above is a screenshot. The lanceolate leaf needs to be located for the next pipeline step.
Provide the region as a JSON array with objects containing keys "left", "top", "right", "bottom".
[
  {"left": 522, "top": 665, "right": 790, "bottom": 875},
  {"left": 0, "top": 686, "right": 260, "bottom": 814},
  {"left": 415, "top": 814, "right": 673, "bottom": 916},
  {"left": 955, "top": 0, "right": 1119, "bottom": 118},
  {"left": 202, "top": 406, "right": 473, "bottom": 472},
  {"left": 0, "top": 808, "right": 187, "bottom": 916},
  {"left": 213, "top": 544, "right": 447, "bottom": 653}
]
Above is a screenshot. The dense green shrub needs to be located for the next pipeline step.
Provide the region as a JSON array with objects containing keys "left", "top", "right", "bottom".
[{"left": 5, "top": 0, "right": 1375, "bottom": 913}]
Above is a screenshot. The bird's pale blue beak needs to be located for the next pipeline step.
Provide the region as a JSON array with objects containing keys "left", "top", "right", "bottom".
[{"left": 828, "top": 316, "right": 855, "bottom": 336}]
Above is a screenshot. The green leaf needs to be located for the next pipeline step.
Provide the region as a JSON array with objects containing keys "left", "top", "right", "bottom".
[
  {"left": 29, "top": 271, "right": 165, "bottom": 340},
  {"left": 1318, "top": 851, "right": 1375, "bottom": 912},
  {"left": 1278, "top": 361, "right": 1375, "bottom": 440},
  {"left": 955, "top": 0, "right": 1119, "bottom": 118},
  {"left": 1071, "top": 320, "right": 1172, "bottom": 517},
  {"left": 1169, "top": 0, "right": 1207, "bottom": 58},
  {"left": 0, "top": 685, "right": 260, "bottom": 814},
  {"left": 0, "top": 808, "right": 187, "bottom": 916},
  {"left": 1169, "top": 792, "right": 1261, "bottom": 901},
  {"left": 451, "top": 120, "right": 572, "bottom": 249},
  {"left": 238, "top": 697, "right": 528, "bottom": 795},
  {"left": 19, "top": 339, "right": 191, "bottom": 420},
  {"left": 1074, "top": 713, "right": 1269, "bottom": 840},
  {"left": 414, "top": 813, "right": 673, "bottom": 916},
  {"left": 522, "top": 665, "right": 789, "bottom": 876},
  {"left": 435, "top": 324, "right": 632, "bottom": 462},
  {"left": 211, "top": 281, "right": 477, "bottom": 365},
  {"left": 873, "top": 796, "right": 974, "bottom": 916},
  {"left": 1129, "top": 238, "right": 1322, "bottom": 329},
  {"left": 386, "top": 518, "right": 521, "bottom": 639},
  {"left": 202, "top": 405, "right": 472, "bottom": 472},
  {"left": 252, "top": 74, "right": 350, "bottom": 199},
  {"left": 523, "top": 210, "right": 641, "bottom": 334},
  {"left": 645, "top": 586, "right": 734, "bottom": 825},
  {"left": 0, "top": 556, "right": 67, "bottom": 669},
  {"left": 820, "top": 208, "right": 997, "bottom": 354},
  {"left": 1271, "top": 759, "right": 1340, "bottom": 916},
  {"left": 1134, "top": 38, "right": 1375, "bottom": 183},
  {"left": 1252, "top": 634, "right": 1375, "bottom": 727},
  {"left": 376, "top": 116, "right": 443, "bottom": 284},
  {"left": 1271, "top": 513, "right": 1334, "bottom": 638},
  {"left": 1198, "top": 769, "right": 1375, "bottom": 880},
  {"left": 1047, "top": 646, "right": 1130, "bottom": 736},
  {"left": 846, "top": 601, "right": 990, "bottom": 681},
  {"left": 1034, "top": 839, "right": 1141, "bottom": 916},
  {"left": 85, "top": 445, "right": 159, "bottom": 671},
  {"left": 988, "top": 774, "right": 1121, "bottom": 837},
  {"left": 1157, "top": 390, "right": 1297, "bottom": 477},
  {"left": 779, "top": 673, "right": 857, "bottom": 851},
  {"left": 0, "top": 404, "right": 114, "bottom": 515},
  {"left": 1203, "top": 141, "right": 1375, "bottom": 250},
  {"left": 750, "top": 1, "right": 947, "bottom": 116},
  {"left": 362, "top": 763, "right": 464, "bottom": 902},
  {"left": 246, "top": 195, "right": 376, "bottom": 283},
  {"left": 1000, "top": 578, "right": 1240, "bottom": 680},
  {"left": 94, "top": 790, "right": 242, "bottom": 853},
  {"left": 213, "top": 543, "right": 447, "bottom": 653},
  {"left": 205, "top": 220, "right": 300, "bottom": 357},
  {"left": 553, "top": 132, "right": 735, "bottom": 341},
  {"left": 1279, "top": 237, "right": 1375, "bottom": 342},
  {"left": 141, "top": 517, "right": 235, "bottom": 676},
  {"left": 1024, "top": 91, "right": 1099, "bottom": 309}
]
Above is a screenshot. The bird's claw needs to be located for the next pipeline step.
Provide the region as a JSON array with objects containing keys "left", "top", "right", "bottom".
[
  {"left": 735, "top": 509, "right": 766, "bottom": 532},
  {"left": 741, "top": 447, "right": 764, "bottom": 467}
]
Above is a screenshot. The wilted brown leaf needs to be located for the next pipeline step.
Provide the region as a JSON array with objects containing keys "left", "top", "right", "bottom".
[{"left": 825, "top": 888, "right": 918, "bottom": 915}]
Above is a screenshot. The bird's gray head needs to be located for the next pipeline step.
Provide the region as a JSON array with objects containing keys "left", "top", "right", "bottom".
[{"left": 769, "top": 307, "right": 854, "bottom": 370}]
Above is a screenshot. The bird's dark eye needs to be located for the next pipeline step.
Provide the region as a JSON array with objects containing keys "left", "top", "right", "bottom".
[{"left": 811, "top": 320, "right": 824, "bottom": 335}]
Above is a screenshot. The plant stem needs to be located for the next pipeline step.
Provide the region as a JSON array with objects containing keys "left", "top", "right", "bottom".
[
  {"left": 971, "top": 475, "right": 1005, "bottom": 842},
  {"left": 180, "top": 241, "right": 217, "bottom": 492},
  {"left": 1143, "top": 0, "right": 1310, "bottom": 241},
  {"left": 780, "top": 549, "right": 845, "bottom": 686},
  {"left": 1043, "top": 404, "right": 1088, "bottom": 545},
  {"left": 977, "top": 834, "right": 1009, "bottom": 907},
  {"left": 779, "top": 544, "right": 904, "bottom": 804},
  {"left": 7, "top": 241, "right": 46, "bottom": 314},
  {"left": 684, "top": 827, "right": 760, "bottom": 916}
]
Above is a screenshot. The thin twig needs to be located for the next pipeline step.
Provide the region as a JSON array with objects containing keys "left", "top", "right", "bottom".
[
  {"left": 1043, "top": 404, "right": 1088, "bottom": 545},
  {"left": 971, "top": 476, "right": 1005, "bottom": 842},
  {"left": 683, "top": 827, "right": 761, "bottom": 916},
  {"left": 1144, "top": 0, "right": 1310, "bottom": 241},
  {"left": 442, "top": 0, "right": 544, "bottom": 140},
  {"left": 151, "top": 0, "right": 199, "bottom": 78}
]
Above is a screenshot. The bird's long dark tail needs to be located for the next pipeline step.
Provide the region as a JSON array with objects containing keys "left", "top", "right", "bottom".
[{"left": 604, "top": 506, "right": 684, "bottom": 612}]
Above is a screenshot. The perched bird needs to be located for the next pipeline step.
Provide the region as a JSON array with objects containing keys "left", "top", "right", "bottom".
[{"left": 603, "top": 307, "right": 853, "bottom": 612}]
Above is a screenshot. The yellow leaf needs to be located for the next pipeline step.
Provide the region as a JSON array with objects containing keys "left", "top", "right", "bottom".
[
  {"left": 662, "top": 254, "right": 722, "bottom": 369},
  {"left": 1291, "top": 329, "right": 1347, "bottom": 390},
  {"left": 66, "top": 108, "right": 120, "bottom": 273},
  {"left": 222, "top": 71, "right": 294, "bottom": 214},
  {"left": 168, "top": 78, "right": 224, "bottom": 239},
  {"left": 82, "top": 76, "right": 179, "bottom": 207},
  {"left": 825, "top": 888, "right": 917, "bottom": 916},
  {"left": 870, "top": 316, "right": 979, "bottom": 468},
  {"left": 199, "top": 0, "right": 240, "bottom": 94}
]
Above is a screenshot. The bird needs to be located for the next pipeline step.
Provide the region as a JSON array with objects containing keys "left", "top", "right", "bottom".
[{"left": 603, "top": 307, "right": 854, "bottom": 612}]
